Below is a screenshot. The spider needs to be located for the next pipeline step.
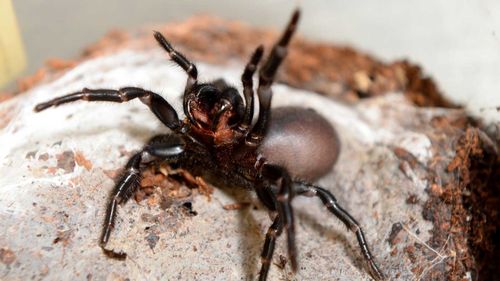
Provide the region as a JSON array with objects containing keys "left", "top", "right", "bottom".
[{"left": 34, "top": 9, "right": 384, "bottom": 281}]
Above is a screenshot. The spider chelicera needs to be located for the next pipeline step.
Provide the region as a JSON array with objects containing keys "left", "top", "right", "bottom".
[{"left": 34, "top": 9, "right": 384, "bottom": 281}]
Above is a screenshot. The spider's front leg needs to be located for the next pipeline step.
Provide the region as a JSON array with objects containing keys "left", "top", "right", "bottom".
[
  {"left": 239, "top": 45, "right": 264, "bottom": 132},
  {"left": 34, "top": 87, "right": 182, "bottom": 131},
  {"left": 258, "top": 164, "right": 297, "bottom": 281},
  {"left": 247, "top": 9, "right": 299, "bottom": 145},
  {"left": 153, "top": 31, "right": 200, "bottom": 125},
  {"left": 100, "top": 135, "right": 185, "bottom": 259},
  {"left": 294, "top": 181, "right": 385, "bottom": 281}
]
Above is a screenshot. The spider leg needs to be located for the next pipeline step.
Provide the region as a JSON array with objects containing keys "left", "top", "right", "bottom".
[
  {"left": 259, "top": 213, "right": 283, "bottom": 281},
  {"left": 153, "top": 31, "right": 198, "bottom": 90},
  {"left": 260, "top": 164, "right": 298, "bottom": 272},
  {"left": 100, "top": 135, "right": 185, "bottom": 259},
  {"left": 247, "top": 9, "right": 299, "bottom": 145},
  {"left": 34, "top": 87, "right": 181, "bottom": 131},
  {"left": 293, "top": 181, "right": 385, "bottom": 281},
  {"left": 255, "top": 185, "right": 281, "bottom": 281},
  {"left": 153, "top": 31, "right": 199, "bottom": 124},
  {"left": 239, "top": 45, "right": 264, "bottom": 132}
]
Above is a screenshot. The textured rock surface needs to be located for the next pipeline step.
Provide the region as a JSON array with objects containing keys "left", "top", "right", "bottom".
[{"left": 1, "top": 47, "right": 490, "bottom": 281}]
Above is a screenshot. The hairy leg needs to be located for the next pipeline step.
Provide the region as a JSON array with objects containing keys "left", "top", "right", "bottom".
[
  {"left": 153, "top": 31, "right": 199, "bottom": 124},
  {"left": 100, "top": 135, "right": 185, "bottom": 259},
  {"left": 34, "top": 87, "right": 182, "bottom": 131},
  {"left": 261, "top": 164, "right": 297, "bottom": 272},
  {"left": 259, "top": 214, "right": 283, "bottom": 281},
  {"left": 247, "top": 9, "right": 300, "bottom": 145},
  {"left": 153, "top": 31, "right": 198, "bottom": 91},
  {"left": 294, "top": 181, "right": 385, "bottom": 281},
  {"left": 239, "top": 45, "right": 264, "bottom": 132}
]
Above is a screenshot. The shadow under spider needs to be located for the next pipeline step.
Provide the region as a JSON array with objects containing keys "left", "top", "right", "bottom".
[
  {"left": 44, "top": 119, "right": 160, "bottom": 145},
  {"left": 296, "top": 207, "right": 368, "bottom": 278},
  {"left": 215, "top": 186, "right": 372, "bottom": 280},
  {"left": 214, "top": 186, "right": 374, "bottom": 280},
  {"left": 215, "top": 185, "right": 264, "bottom": 280}
]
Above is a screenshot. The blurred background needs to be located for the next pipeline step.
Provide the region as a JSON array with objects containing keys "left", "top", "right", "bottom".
[{"left": 2, "top": 0, "right": 500, "bottom": 120}]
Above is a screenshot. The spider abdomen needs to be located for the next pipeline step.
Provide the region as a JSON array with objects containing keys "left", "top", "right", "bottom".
[{"left": 258, "top": 106, "right": 340, "bottom": 181}]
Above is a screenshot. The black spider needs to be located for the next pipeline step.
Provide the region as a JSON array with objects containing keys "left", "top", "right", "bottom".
[{"left": 34, "top": 9, "right": 384, "bottom": 281}]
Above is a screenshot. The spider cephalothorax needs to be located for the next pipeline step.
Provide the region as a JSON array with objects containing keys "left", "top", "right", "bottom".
[
  {"left": 34, "top": 9, "right": 384, "bottom": 281},
  {"left": 186, "top": 82, "right": 246, "bottom": 146}
]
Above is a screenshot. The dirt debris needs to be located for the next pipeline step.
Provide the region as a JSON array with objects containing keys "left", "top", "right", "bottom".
[
  {"left": 52, "top": 229, "right": 74, "bottom": 246},
  {"left": 74, "top": 151, "right": 93, "bottom": 171},
  {"left": 387, "top": 222, "right": 404, "bottom": 246},
  {"left": 0, "top": 248, "right": 16, "bottom": 265},
  {"left": 55, "top": 150, "right": 75, "bottom": 173},
  {"left": 135, "top": 162, "right": 214, "bottom": 210},
  {"left": 222, "top": 202, "right": 251, "bottom": 211}
]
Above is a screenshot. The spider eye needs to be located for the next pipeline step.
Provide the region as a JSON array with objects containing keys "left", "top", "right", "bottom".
[
  {"left": 194, "top": 85, "right": 220, "bottom": 111},
  {"left": 197, "top": 85, "right": 218, "bottom": 101}
]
